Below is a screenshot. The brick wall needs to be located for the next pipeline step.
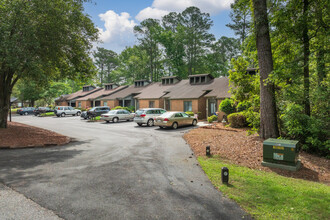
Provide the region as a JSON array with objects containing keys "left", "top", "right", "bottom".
[
  {"left": 57, "top": 101, "right": 68, "bottom": 106},
  {"left": 170, "top": 99, "right": 207, "bottom": 119},
  {"left": 104, "top": 100, "right": 119, "bottom": 109},
  {"left": 138, "top": 99, "right": 162, "bottom": 109}
]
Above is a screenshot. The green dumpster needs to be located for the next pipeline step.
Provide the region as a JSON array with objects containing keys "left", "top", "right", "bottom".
[{"left": 261, "top": 138, "right": 301, "bottom": 171}]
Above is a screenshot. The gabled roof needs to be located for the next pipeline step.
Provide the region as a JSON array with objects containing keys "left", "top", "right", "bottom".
[
  {"left": 76, "top": 85, "right": 128, "bottom": 101},
  {"left": 163, "top": 77, "right": 231, "bottom": 99},
  {"left": 101, "top": 84, "right": 150, "bottom": 100},
  {"left": 134, "top": 82, "right": 176, "bottom": 99},
  {"left": 203, "top": 77, "right": 231, "bottom": 99},
  {"left": 163, "top": 79, "right": 213, "bottom": 99},
  {"left": 66, "top": 87, "right": 103, "bottom": 101},
  {"left": 188, "top": 73, "right": 215, "bottom": 79}
]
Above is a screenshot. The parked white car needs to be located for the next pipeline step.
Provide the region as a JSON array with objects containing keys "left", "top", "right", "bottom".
[
  {"left": 100, "top": 109, "right": 135, "bottom": 123},
  {"left": 54, "top": 106, "right": 81, "bottom": 117},
  {"left": 134, "top": 108, "right": 166, "bottom": 127}
]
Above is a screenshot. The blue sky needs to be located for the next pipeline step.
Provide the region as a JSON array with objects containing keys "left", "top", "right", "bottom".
[{"left": 83, "top": 0, "right": 235, "bottom": 53}]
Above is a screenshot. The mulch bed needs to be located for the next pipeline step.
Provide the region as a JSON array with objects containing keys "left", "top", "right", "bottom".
[
  {"left": 184, "top": 123, "right": 329, "bottom": 185},
  {"left": 0, "top": 122, "right": 71, "bottom": 149}
]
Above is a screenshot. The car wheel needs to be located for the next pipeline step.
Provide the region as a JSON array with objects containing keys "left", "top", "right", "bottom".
[
  {"left": 76, "top": 112, "right": 81, "bottom": 116},
  {"left": 172, "top": 122, "right": 178, "bottom": 129},
  {"left": 113, "top": 117, "right": 119, "bottom": 123},
  {"left": 106, "top": 120, "right": 110, "bottom": 123},
  {"left": 56, "top": 115, "right": 60, "bottom": 117},
  {"left": 159, "top": 126, "right": 164, "bottom": 129},
  {"left": 137, "top": 123, "right": 142, "bottom": 126},
  {"left": 147, "top": 119, "right": 154, "bottom": 127},
  {"left": 24, "top": 112, "right": 28, "bottom": 115},
  {"left": 61, "top": 113, "right": 65, "bottom": 117},
  {"left": 192, "top": 119, "right": 197, "bottom": 126}
]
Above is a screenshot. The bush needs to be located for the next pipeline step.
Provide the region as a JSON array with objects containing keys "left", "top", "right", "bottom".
[
  {"left": 219, "top": 98, "right": 235, "bottom": 115},
  {"left": 281, "top": 103, "right": 329, "bottom": 157},
  {"left": 112, "top": 106, "right": 132, "bottom": 112},
  {"left": 228, "top": 113, "right": 247, "bottom": 128},
  {"left": 237, "top": 101, "right": 252, "bottom": 112},
  {"left": 207, "top": 115, "right": 218, "bottom": 123},
  {"left": 185, "top": 111, "right": 194, "bottom": 117}
]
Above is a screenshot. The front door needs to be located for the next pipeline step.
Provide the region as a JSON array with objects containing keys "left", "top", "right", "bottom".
[{"left": 208, "top": 99, "right": 217, "bottom": 117}]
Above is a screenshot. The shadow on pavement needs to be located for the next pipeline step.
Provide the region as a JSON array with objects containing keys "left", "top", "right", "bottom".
[{"left": 0, "top": 140, "right": 88, "bottom": 187}]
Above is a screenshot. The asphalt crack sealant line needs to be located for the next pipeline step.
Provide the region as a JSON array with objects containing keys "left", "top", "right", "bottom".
[{"left": 0, "top": 183, "right": 62, "bottom": 220}]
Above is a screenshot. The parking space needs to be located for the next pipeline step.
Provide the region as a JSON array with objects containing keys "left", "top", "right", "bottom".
[{"left": 0, "top": 116, "right": 248, "bottom": 219}]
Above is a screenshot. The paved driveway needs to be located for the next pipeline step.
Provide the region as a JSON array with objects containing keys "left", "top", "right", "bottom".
[{"left": 0, "top": 116, "right": 249, "bottom": 219}]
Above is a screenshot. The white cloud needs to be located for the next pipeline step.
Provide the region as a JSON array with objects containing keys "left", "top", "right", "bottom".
[
  {"left": 136, "top": 0, "right": 234, "bottom": 21},
  {"left": 97, "top": 10, "right": 137, "bottom": 49},
  {"left": 153, "top": 0, "right": 233, "bottom": 14},
  {"left": 135, "top": 7, "right": 170, "bottom": 22}
]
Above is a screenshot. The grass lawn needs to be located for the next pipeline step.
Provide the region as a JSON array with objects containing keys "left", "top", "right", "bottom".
[
  {"left": 88, "top": 116, "right": 101, "bottom": 121},
  {"left": 199, "top": 156, "right": 330, "bottom": 220},
  {"left": 10, "top": 108, "right": 20, "bottom": 113},
  {"left": 40, "top": 112, "right": 55, "bottom": 117}
]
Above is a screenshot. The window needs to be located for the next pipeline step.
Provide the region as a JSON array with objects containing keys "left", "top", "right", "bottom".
[
  {"left": 195, "top": 77, "right": 200, "bottom": 83},
  {"left": 103, "top": 101, "right": 107, "bottom": 106},
  {"left": 190, "top": 78, "right": 194, "bottom": 84},
  {"left": 182, "top": 113, "right": 190, "bottom": 118},
  {"left": 201, "top": 76, "right": 206, "bottom": 83},
  {"left": 149, "top": 101, "right": 155, "bottom": 108},
  {"left": 175, "top": 113, "right": 182, "bottom": 118},
  {"left": 184, "top": 101, "right": 192, "bottom": 112},
  {"left": 78, "top": 102, "right": 81, "bottom": 108}
]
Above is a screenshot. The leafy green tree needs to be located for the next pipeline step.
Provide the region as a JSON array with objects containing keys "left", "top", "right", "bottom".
[
  {"left": 226, "top": 0, "right": 252, "bottom": 45},
  {"left": 180, "top": 7, "right": 215, "bottom": 75},
  {"left": 41, "top": 81, "right": 72, "bottom": 105},
  {"left": 15, "top": 80, "right": 45, "bottom": 107},
  {"left": 93, "top": 47, "right": 118, "bottom": 85},
  {"left": 0, "top": 0, "right": 98, "bottom": 128},
  {"left": 112, "top": 46, "right": 149, "bottom": 84},
  {"left": 134, "top": 18, "right": 163, "bottom": 82},
  {"left": 219, "top": 98, "right": 236, "bottom": 115}
]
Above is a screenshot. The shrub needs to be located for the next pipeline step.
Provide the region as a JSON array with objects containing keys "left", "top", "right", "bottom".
[
  {"left": 112, "top": 106, "right": 132, "bottom": 112},
  {"left": 281, "top": 103, "right": 329, "bottom": 157},
  {"left": 228, "top": 113, "right": 247, "bottom": 128},
  {"left": 237, "top": 101, "right": 252, "bottom": 112},
  {"left": 207, "top": 115, "right": 218, "bottom": 123},
  {"left": 185, "top": 111, "right": 194, "bottom": 117},
  {"left": 219, "top": 98, "right": 235, "bottom": 115}
]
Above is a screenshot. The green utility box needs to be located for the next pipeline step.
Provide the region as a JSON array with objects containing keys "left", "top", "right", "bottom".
[{"left": 261, "top": 138, "right": 301, "bottom": 171}]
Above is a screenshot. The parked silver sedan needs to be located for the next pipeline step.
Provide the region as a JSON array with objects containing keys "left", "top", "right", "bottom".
[
  {"left": 100, "top": 109, "right": 135, "bottom": 123},
  {"left": 154, "top": 111, "right": 198, "bottom": 129}
]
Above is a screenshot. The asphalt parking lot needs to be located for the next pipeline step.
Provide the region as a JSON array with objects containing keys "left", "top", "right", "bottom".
[{"left": 0, "top": 115, "right": 249, "bottom": 220}]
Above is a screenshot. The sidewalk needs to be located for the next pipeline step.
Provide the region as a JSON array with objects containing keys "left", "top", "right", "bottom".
[{"left": 0, "top": 183, "right": 61, "bottom": 220}]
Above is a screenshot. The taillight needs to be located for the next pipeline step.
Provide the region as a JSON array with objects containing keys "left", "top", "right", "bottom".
[
  {"left": 164, "top": 118, "right": 169, "bottom": 121},
  {"left": 140, "top": 114, "right": 146, "bottom": 117}
]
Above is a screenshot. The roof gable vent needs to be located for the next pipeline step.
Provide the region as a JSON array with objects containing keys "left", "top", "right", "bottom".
[
  {"left": 161, "top": 76, "right": 180, "bottom": 85},
  {"left": 83, "top": 85, "right": 96, "bottom": 92},
  {"left": 134, "top": 80, "right": 149, "bottom": 87},
  {"left": 188, "top": 74, "right": 214, "bottom": 85}
]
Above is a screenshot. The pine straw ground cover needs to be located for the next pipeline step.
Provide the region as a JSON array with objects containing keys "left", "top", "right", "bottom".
[
  {"left": 0, "top": 122, "right": 70, "bottom": 148},
  {"left": 183, "top": 123, "right": 329, "bottom": 184}
]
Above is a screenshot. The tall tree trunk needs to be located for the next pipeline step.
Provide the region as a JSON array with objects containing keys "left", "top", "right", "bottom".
[
  {"left": 0, "top": 76, "right": 10, "bottom": 128},
  {"left": 303, "top": 0, "right": 311, "bottom": 116},
  {"left": 252, "top": 0, "right": 279, "bottom": 139}
]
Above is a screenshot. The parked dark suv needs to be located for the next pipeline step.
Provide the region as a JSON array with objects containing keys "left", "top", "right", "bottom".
[
  {"left": 86, "top": 106, "right": 110, "bottom": 119},
  {"left": 34, "top": 107, "right": 54, "bottom": 116}
]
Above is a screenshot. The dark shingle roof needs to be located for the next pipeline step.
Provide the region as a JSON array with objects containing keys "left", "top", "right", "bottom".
[
  {"left": 163, "top": 77, "right": 230, "bottom": 99},
  {"left": 101, "top": 84, "right": 149, "bottom": 100},
  {"left": 134, "top": 82, "right": 176, "bottom": 99},
  {"left": 76, "top": 85, "right": 128, "bottom": 101},
  {"left": 66, "top": 87, "right": 103, "bottom": 101},
  {"left": 203, "top": 77, "right": 231, "bottom": 99}
]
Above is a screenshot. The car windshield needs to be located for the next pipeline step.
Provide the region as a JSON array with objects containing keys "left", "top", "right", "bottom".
[
  {"left": 160, "top": 112, "right": 174, "bottom": 118},
  {"left": 90, "top": 107, "right": 96, "bottom": 111}
]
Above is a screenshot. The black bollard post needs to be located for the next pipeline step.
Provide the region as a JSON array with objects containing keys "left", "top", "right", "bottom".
[
  {"left": 206, "top": 146, "right": 211, "bottom": 156},
  {"left": 221, "top": 167, "right": 229, "bottom": 184}
]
